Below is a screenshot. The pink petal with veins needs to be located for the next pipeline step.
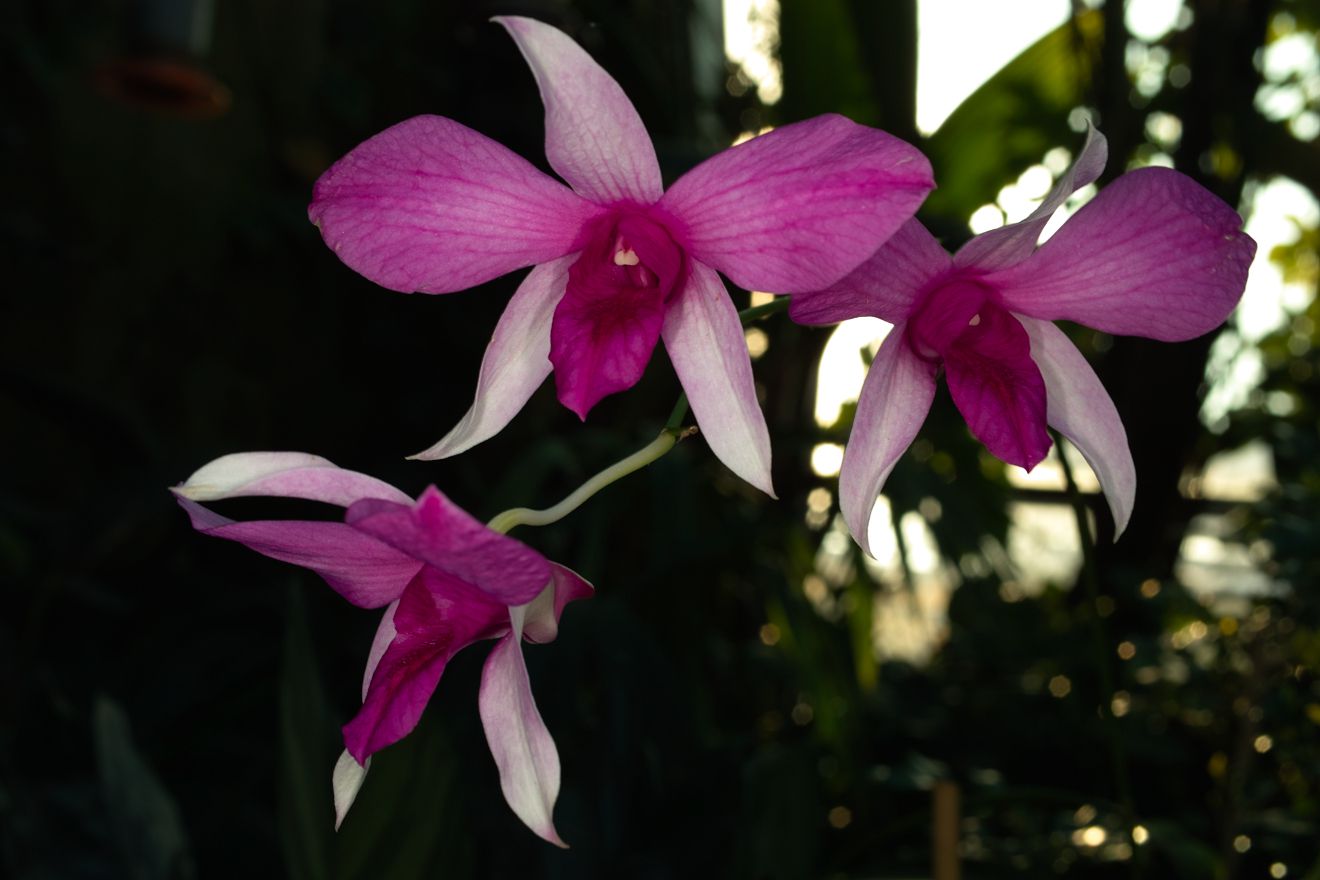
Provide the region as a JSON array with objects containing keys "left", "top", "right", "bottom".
[
  {"left": 347, "top": 487, "right": 552, "bottom": 606},
  {"left": 309, "top": 115, "right": 599, "bottom": 293},
  {"left": 987, "top": 167, "right": 1256, "bottom": 340},
  {"left": 496, "top": 16, "right": 662, "bottom": 206},
  {"left": 661, "top": 114, "right": 934, "bottom": 292},
  {"left": 790, "top": 219, "right": 953, "bottom": 326}
]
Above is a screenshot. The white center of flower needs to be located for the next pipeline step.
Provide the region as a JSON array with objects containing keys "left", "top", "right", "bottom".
[
  {"left": 969, "top": 313, "right": 982, "bottom": 326},
  {"left": 613, "top": 247, "right": 640, "bottom": 267}
]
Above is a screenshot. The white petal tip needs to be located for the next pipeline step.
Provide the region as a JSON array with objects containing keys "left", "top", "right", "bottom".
[{"left": 332, "top": 751, "right": 370, "bottom": 831}]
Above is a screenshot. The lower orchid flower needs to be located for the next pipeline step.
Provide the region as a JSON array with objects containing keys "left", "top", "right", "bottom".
[
  {"left": 790, "top": 125, "right": 1256, "bottom": 555},
  {"left": 172, "top": 452, "right": 591, "bottom": 845}
]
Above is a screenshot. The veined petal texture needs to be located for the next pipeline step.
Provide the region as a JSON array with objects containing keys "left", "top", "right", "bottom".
[
  {"left": 309, "top": 115, "right": 599, "bottom": 293},
  {"left": 660, "top": 114, "right": 934, "bottom": 292},
  {"left": 987, "top": 167, "right": 1256, "bottom": 340},
  {"left": 496, "top": 16, "right": 662, "bottom": 206},
  {"left": 347, "top": 487, "right": 552, "bottom": 606},
  {"left": 790, "top": 219, "right": 953, "bottom": 326}
]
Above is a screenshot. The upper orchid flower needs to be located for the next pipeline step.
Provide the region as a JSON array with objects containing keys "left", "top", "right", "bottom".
[
  {"left": 309, "top": 16, "right": 933, "bottom": 496},
  {"left": 172, "top": 452, "right": 591, "bottom": 845},
  {"left": 790, "top": 126, "right": 1256, "bottom": 554}
]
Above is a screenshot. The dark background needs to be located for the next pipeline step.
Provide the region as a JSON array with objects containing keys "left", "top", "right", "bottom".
[{"left": 3, "top": 0, "right": 1318, "bottom": 877}]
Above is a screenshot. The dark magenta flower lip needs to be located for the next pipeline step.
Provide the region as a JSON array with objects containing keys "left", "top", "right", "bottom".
[
  {"left": 307, "top": 16, "right": 934, "bottom": 498},
  {"left": 789, "top": 124, "right": 1256, "bottom": 556},
  {"left": 172, "top": 451, "right": 591, "bottom": 845}
]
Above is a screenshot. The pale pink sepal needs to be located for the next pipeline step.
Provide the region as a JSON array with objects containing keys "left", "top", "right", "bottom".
[
  {"left": 954, "top": 123, "right": 1107, "bottom": 272},
  {"left": 1019, "top": 316, "right": 1136, "bottom": 536},
  {"left": 176, "top": 499, "right": 421, "bottom": 608},
  {"left": 332, "top": 750, "right": 370, "bottom": 831},
  {"left": 412, "top": 255, "right": 573, "bottom": 460},
  {"left": 347, "top": 488, "right": 551, "bottom": 605},
  {"left": 987, "top": 168, "right": 1257, "bottom": 341},
  {"left": 660, "top": 114, "right": 934, "bottom": 292},
  {"left": 175, "top": 451, "right": 411, "bottom": 506},
  {"left": 790, "top": 219, "right": 952, "bottom": 326},
  {"left": 661, "top": 260, "right": 774, "bottom": 496},
  {"left": 308, "top": 115, "right": 600, "bottom": 293},
  {"left": 479, "top": 605, "right": 567, "bottom": 848},
  {"left": 495, "top": 16, "right": 662, "bottom": 207},
  {"left": 840, "top": 327, "right": 937, "bottom": 556}
]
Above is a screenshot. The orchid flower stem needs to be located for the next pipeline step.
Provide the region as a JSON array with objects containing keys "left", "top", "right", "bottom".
[
  {"left": 488, "top": 429, "right": 685, "bottom": 534},
  {"left": 737, "top": 296, "right": 790, "bottom": 324},
  {"left": 1054, "top": 432, "right": 1141, "bottom": 877}
]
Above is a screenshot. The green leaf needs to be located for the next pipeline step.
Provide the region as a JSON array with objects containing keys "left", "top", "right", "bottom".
[
  {"left": 923, "top": 10, "right": 1102, "bottom": 221},
  {"left": 93, "top": 695, "right": 196, "bottom": 880},
  {"left": 278, "top": 586, "right": 334, "bottom": 880}
]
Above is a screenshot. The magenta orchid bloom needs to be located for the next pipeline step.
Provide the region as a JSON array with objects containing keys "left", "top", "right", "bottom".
[
  {"left": 172, "top": 452, "right": 591, "bottom": 846},
  {"left": 309, "top": 16, "right": 933, "bottom": 496},
  {"left": 790, "top": 126, "right": 1255, "bottom": 554}
]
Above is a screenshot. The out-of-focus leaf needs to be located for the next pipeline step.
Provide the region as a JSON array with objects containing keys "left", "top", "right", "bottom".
[
  {"left": 923, "top": 10, "right": 1101, "bottom": 220},
  {"left": 93, "top": 696, "right": 196, "bottom": 880},
  {"left": 277, "top": 586, "right": 333, "bottom": 880}
]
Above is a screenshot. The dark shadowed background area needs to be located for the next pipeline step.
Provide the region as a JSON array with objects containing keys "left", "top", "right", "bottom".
[{"left": 3, "top": 0, "right": 1318, "bottom": 877}]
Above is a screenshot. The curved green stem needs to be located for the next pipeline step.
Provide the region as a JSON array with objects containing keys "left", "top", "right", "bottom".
[
  {"left": 488, "top": 429, "right": 688, "bottom": 534},
  {"left": 738, "top": 296, "right": 790, "bottom": 324}
]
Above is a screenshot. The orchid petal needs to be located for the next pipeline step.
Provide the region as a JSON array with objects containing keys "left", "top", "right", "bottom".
[
  {"left": 662, "top": 260, "right": 774, "bottom": 495},
  {"left": 954, "top": 123, "right": 1107, "bottom": 272},
  {"left": 175, "top": 451, "right": 410, "bottom": 506},
  {"left": 1018, "top": 316, "right": 1135, "bottom": 535},
  {"left": 412, "top": 255, "right": 572, "bottom": 460},
  {"left": 496, "top": 16, "right": 662, "bottom": 206},
  {"left": 839, "top": 326, "right": 937, "bottom": 556},
  {"left": 332, "top": 750, "right": 370, "bottom": 831},
  {"left": 790, "top": 219, "right": 952, "bottom": 325},
  {"left": 176, "top": 498, "right": 420, "bottom": 608},
  {"left": 344, "top": 570, "right": 509, "bottom": 761},
  {"left": 347, "top": 487, "right": 551, "bottom": 605},
  {"left": 660, "top": 114, "right": 934, "bottom": 291},
  {"left": 986, "top": 168, "right": 1256, "bottom": 340},
  {"left": 943, "top": 307, "right": 1051, "bottom": 470},
  {"left": 479, "top": 608, "right": 566, "bottom": 847},
  {"left": 548, "top": 232, "right": 669, "bottom": 419},
  {"left": 309, "top": 115, "right": 600, "bottom": 293},
  {"left": 522, "top": 564, "right": 594, "bottom": 645}
]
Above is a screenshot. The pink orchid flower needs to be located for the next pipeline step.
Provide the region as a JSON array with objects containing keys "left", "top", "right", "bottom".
[
  {"left": 790, "top": 126, "right": 1256, "bottom": 555},
  {"left": 309, "top": 16, "right": 933, "bottom": 496},
  {"left": 172, "top": 452, "right": 591, "bottom": 845}
]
